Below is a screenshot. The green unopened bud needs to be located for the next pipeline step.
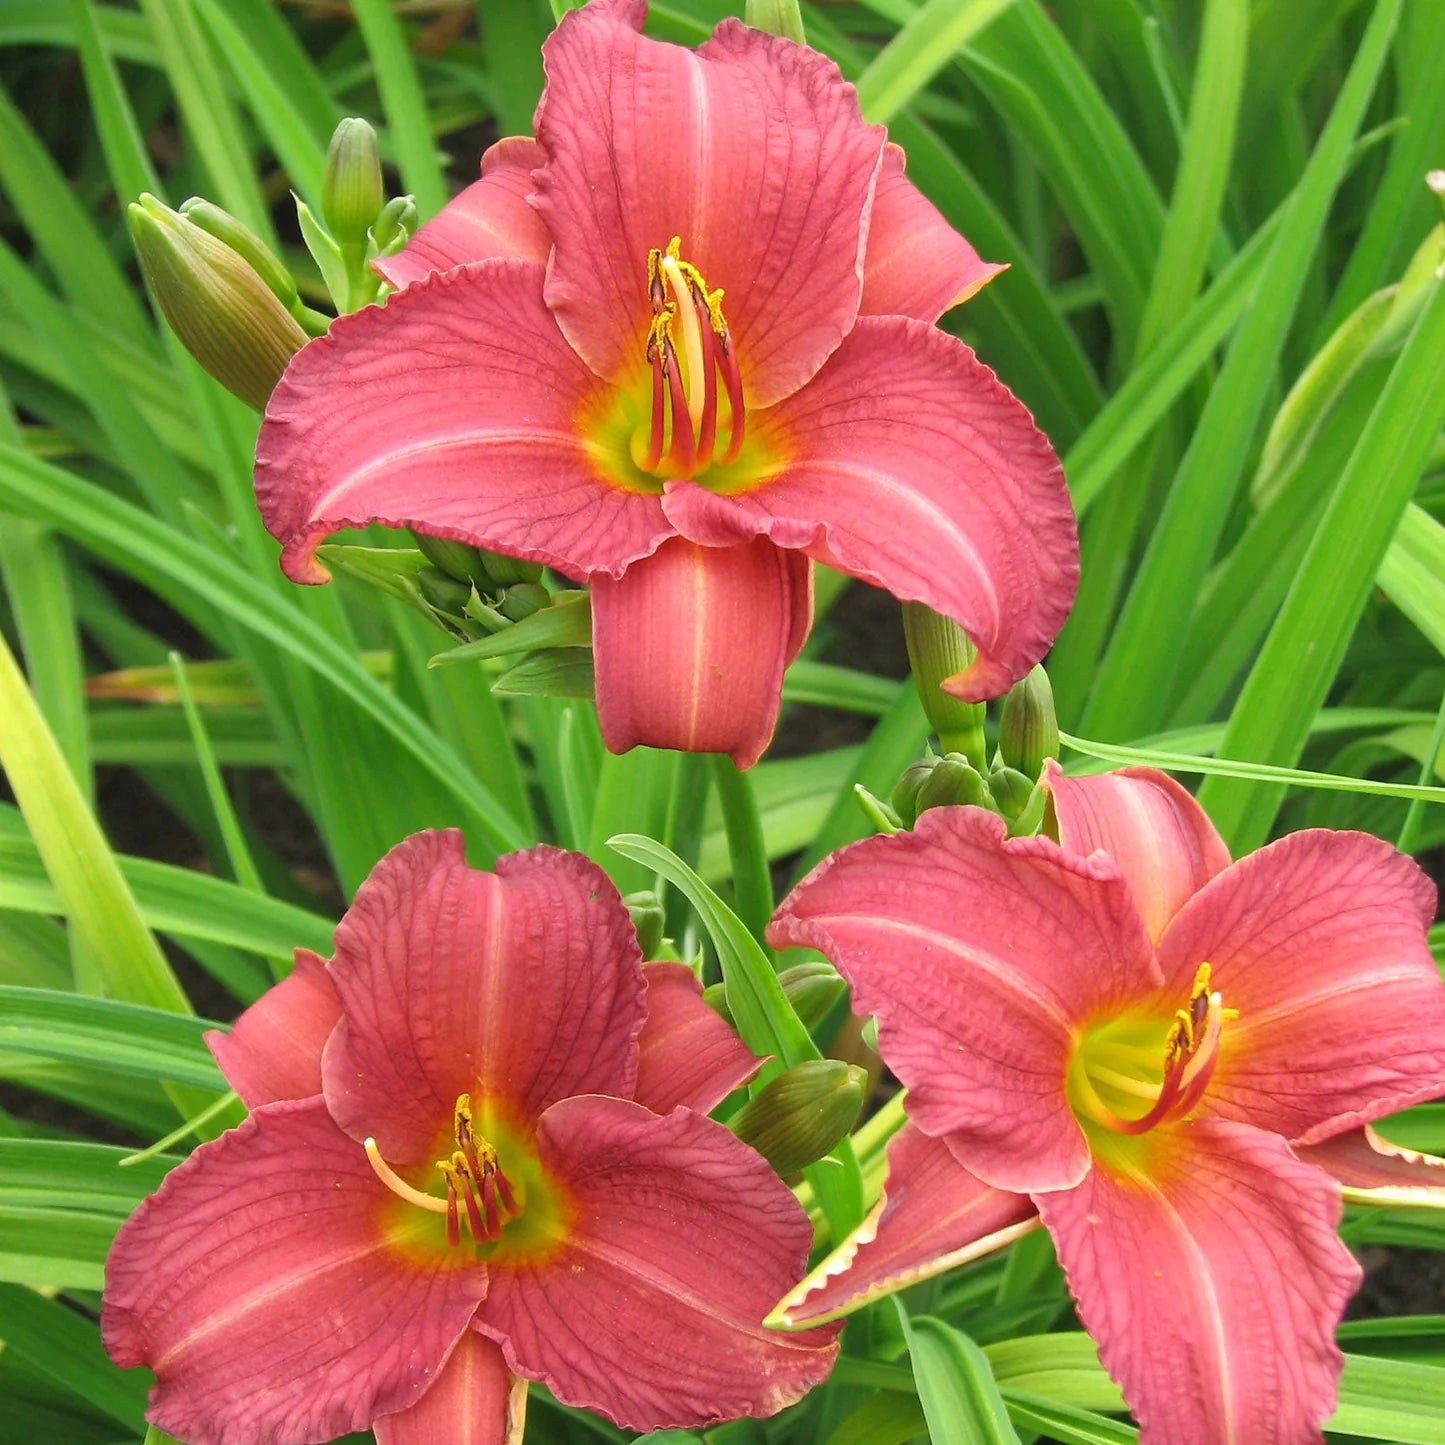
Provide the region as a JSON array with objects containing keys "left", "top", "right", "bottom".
[
  {"left": 997, "top": 665, "right": 1059, "bottom": 780},
  {"left": 916, "top": 754, "right": 991, "bottom": 815},
  {"left": 479, "top": 550, "right": 545, "bottom": 586},
  {"left": 370, "top": 195, "right": 418, "bottom": 260},
  {"left": 731, "top": 1060, "right": 866, "bottom": 1176},
  {"left": 417, "top": 567, "right": 473, "bottom": 616},
  {"left": 623, "top": 890, "right": 666, "bottom": 958},
  {"left": 414, "top": 533, "right": 491, "bottom": 588},
  {"left": 891, "top": 753, "right": 940, "bottom": 828},
  {"left": 703, "top": 962, "right": 845, "bottom": 1034},
  {"left": 179, "top": 198, "right": 298, "bottom": 310},
  {"left": 315, "top": 544, "right": 430, "bottom": 604},
  {"left": 744, "top": 0, "right": 806, "bottom": 43},
  {"left": 323, "top": 118, "right": 385, "bottom": 247},
  {"left": 778, "top": 961, "right": 847, "bottom": 1032},
  {"left": 901, "top": 602, "right": 987, "bottom": 767},
  {"left": 988, "top": 763, "right": 1035, "bottom": 818},
  {"left": 128, "top": 194, "right": 307, "bottom": 410},
  {"left": 497, "top": 582, "right": 550, "bottom": 623}
]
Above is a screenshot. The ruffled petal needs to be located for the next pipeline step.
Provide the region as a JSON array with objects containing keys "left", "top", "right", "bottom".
[
  {"left": 374, "top": 1331, "right": 527, "bottom": 1445},
  {"left": 256, "top": 258, "right": 672, "bottom": 585},
  {"left": 768, "top": 807, "right": 1157, "bottom": 1194},
  {"left": 592, "top": 536, "right": 812, "bottom": 769},
  {"left": 1154, "top": 829, "right": 1445, "bottom": 1145},
  {"left": 476, "top": 1095, "right": 838, "bottom": 1430},
  {"left": 859, "top": 144, "right": 1004, "bottom": 322},
  {"left": 772, "top": 1124, "right": 1036, "bottom": 1329},
  {"left": 661, "top": 316, "right": 1077, "bottom": 701},
  {"left": 101, "top": 1097, "right": 489, "bottom": 1445},
  {"left": 1297, "top": 1125, "right": 1445, "bottom": 1210},
  {"left": 375, "top": 138, "right": 551, "bottom": 290},
  {"left": 633, "top": 961, "right": 762, "bottom": 1114},
  {"left": 1044, "top": 763, "right": 1231, "bottom": 945},
  {"left": 205, "top": 948, "right": 341, "bottom": 1109},
  {"left": 1038, "top": 1119, "right": 1360, "bottom": 1445},
  {"left": 322, "top": 832, "right": 646, "bottom": 1162},
  {"left": 534, "top": 2, "right": 883, "bottom": 406}
]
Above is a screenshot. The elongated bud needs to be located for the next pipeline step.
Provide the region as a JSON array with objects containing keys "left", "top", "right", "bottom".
[
  {"left": 731, "top": 1060, "right": 866, "bottom": 1176},
  {"left": 704, "top": 962, "right": 847, "bottom": 1034},
  {"left": 179, "top": 198, "right": 298, "bottom": 309},
  {"left": 497, "top": 582, "right": 549, "bottom": 623},
  {"left": 891, "top": 754, "right": 939, "bottom": 828},
  {"left": 744, "top": 0, "right": 806, "bottom": 43},
  {"left": 418, "top": 567, "right": 473, "bottom": 616},
  {"left": 623, "top": 891, "right": 666, "bottom": 958},
  {"left": 901, "top": 602, "right": 987, "bottom": 768},
  {"left": 323, "top": 118, "right": 385, "bottom": 247},
  {"left": 479, "top": 550, "right": 544, "bottom": 586},
  {"left": 997, "top": 664, "right": 1059, "bottom": 780},
  {"left": 128, "top": 194, "right": 306, "bottom": 410},
  {"left": 370, "top": 194, "right": 418, "bottom": 260},
  {"left": 414, "top": 533, "right": 491, "bottom": 588}
]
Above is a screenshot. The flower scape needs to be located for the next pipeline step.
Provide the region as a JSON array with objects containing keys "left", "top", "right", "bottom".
[{"left": 33, "top": 0, "right": 1440, "bottom": 1443}]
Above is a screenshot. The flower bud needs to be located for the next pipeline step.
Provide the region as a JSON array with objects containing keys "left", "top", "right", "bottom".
[
  {"left": 989, "top": 763, "right": 1035, "bottom": 819},
  {"left": 623, "top": 890, "right": 666, "bottom": 958},
  {"left": 497, "top": 583, "right": 550, "bottom": 623},
  {"left": 777, "top": 961, "right": 848, "bottom": 1033},
  {"left": 997, "top": 664, "right": 1059, "bottom": 780},
  {"left": 414, "top": 533, "right": 491, "bottom": 588},
  {"left": 744, "top": 0, "right": 806, "bottom": 43},
  {"left": 417, "top": 567, "right": 473, "bottom": 617},
  {"left": 129, "top": 194, "right": 307, "bottom": 410},
  {"left": 891, "top": 753, "right": 939, "bottom": 828},
  {"left": 369, "top": 194, "right": 418, "bottom": 260},
  {"left": 323, "top": 118, "right": 385, "bottom": 247},
  {"left": 730, "top": 1060, "right": 866, "bottom": 1176},
  {"left": 479, "top": 550, "right": 545, "bottom": 587},
  {"left": 900, "top": 602, "right": 986, "bottom": 767},
  {"left": 915, "top": 754, "right": 992, "bottom": 815},
  {"left": 178, "top": 198, "right": 298, "bottom": 310}
]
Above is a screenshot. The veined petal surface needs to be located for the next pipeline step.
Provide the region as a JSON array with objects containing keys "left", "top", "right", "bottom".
[
  {"left": 256, "top": 259, "right": 671, "bottom": 585},
  {"left": 102, "top": 1098, "right": 489, "bottom": 1445},
  {"left": 206, "top": 947, "right": 341, "bottom": 1109},
  {"left": 476, "top": 1095, "right": 837, "bottom": 1430},
  {"left": 768, "top": 808, "right": 1156, "bottom": 1193},
  {"left": 860, "top": 145, "right": 1004, "bottom": 322},
  {"left": 1045, "top": 763, "right": 1231, "bottom": 944},
  {"left": 1155, "top": 828, "right": 1445, "bottom": 1145},
  {"left": 323, "top": 832, "right": 646, "bottom": 1162},
  {"left": 534, "top": 0, "right": 883, "bottom": 406},
  {"left": 662, "top": 317, "right": 1077, "bottom": 700},
  {"left": 374, "top": 1331, "right": 525, "bottom": 1445},
  {"left": 774, "top": 1124, "right": 1036, "bottom": 1329},
  {"left": 1038, "top": 1119, "right": 1359, "bottom": 1445},
  {"left": 375, "top": 138, "right": 551, "bottom": 290},
  {"left": 1298, "top": 1125, "right": 1445, "bottom": 1207},
  {"left": 591, "top": 536, "right": 811, "bottom": 769},
  {"left": 634, "top": 961, "right": 762, "bottom": 1114}
]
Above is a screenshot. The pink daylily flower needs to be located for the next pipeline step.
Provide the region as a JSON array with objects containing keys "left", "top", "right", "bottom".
[
  {"left": 103, "top": 832, "right": 837, "bottom": 1445},
  {"left": 254, "top": 0, "right": 1078, "bottom": 768},
  {"left": 765, "top": 765, "right": 1445, "bottom": 1444}
]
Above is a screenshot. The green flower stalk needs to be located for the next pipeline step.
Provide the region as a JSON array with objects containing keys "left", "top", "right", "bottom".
[
  {"left": 128, "top": 194, "right": 306, "bottom": 410},
  {"left": 901, "top": 601, "right": 988, "bottom": 768}
]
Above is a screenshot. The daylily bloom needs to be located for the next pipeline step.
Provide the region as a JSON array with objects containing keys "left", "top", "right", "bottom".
[
  {"left": 765, "top": 765, "right": 1445, "bottom": 1444},
  {"left": 103, "top": 832, "right": 837, "bottom": 1444},
  {"left": 254, "top": 0, "right": 1077, "bottom": 768}
]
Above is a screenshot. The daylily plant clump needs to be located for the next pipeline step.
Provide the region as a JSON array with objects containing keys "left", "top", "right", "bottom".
[
  {"left": 253, "top": 0, "right": 1078, "bottom": 766},
  {"left": 769, "top": 765, "right": 1445, "bottom": 1441},
  {"left": 105, "top": 833, "right": 837, "bottom": 1443},
  {"left": 93, "top": 2, "right": 1445, "bottom": 1444}
]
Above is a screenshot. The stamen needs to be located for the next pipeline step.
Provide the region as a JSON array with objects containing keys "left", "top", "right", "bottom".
[
  {"left": 364, "top": 1137, "right": 451, "bottom": 1216},
  {"left": 695, "top": 307, "right": 720, "bottom": 470},
  {"left": 445, "top": 1175, "right": 460, "bottom": 1248},
  {"left": 717, "top": 329, "right": 746, "bottom": 463},
  {"left": 645, "top": 339, "right": 666, "bottom": 472},
  {"left": 663, "top": 339, "right": 695, "bottom": 475}
]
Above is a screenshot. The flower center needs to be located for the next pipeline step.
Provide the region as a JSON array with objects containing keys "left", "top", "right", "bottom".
[
  {"left": 641, "top": 237, "right": 744, "bottom": 477},
  {"left": 364, "top": 1092, "right": 522, "bottom": 1248},
  {"left": 1068, "top": 964, "right": 1235, "bottom": 1136}
]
